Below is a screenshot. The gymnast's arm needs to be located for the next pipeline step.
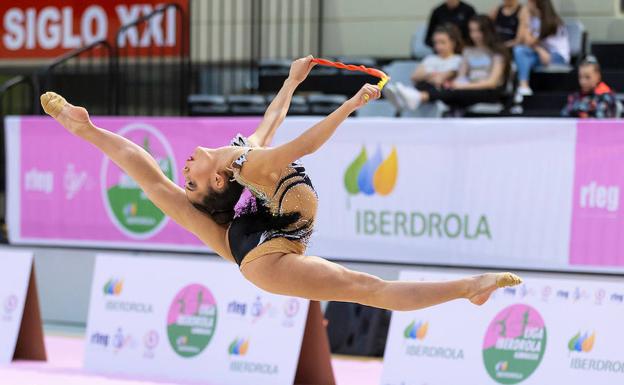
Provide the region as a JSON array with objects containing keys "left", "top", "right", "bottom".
[
  {"left": 248, "top": 56, "right": 316, "bottom": 147},
  {"left": 244, "top": 83, "right": 381, "bottom": 177},
  {"left": 78, "top": 126, "right": 233, "bottom": 259}
]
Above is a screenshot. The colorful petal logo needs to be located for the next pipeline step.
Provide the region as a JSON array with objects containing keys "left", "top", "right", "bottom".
[
  {"left": 495, "top": 361, "right": 509, "bottom": 372},
  {"left": 228, "top": 338, "right": 250, "bottom": 355},
  {"left": 103, "top": 278, "right": 123, "bottom": 296},
  {"left": 568, "top": 331, "right": 596, "bottom": 352},
  {"left": 403, "top": 320, "right": 429, "bottom": 340},
  {"left": 344, "top": 146, "right": 398, "bottom": 196}
]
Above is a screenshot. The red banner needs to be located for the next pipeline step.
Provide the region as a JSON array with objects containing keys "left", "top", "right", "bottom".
[{"left": 0, "top": 0, "right": 188, "bottom": 59}]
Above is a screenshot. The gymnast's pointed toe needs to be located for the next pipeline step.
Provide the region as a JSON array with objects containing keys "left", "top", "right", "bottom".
[
  {"left": 40, "top": 91, "right": 67, "bottom": 118},
  {"left": 496, "top": 272, "right": 523, "bottom": 288}
]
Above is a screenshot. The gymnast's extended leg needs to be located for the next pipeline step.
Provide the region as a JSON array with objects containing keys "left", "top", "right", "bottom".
[{"left": 241, "top": 253, "right": 521, "bottom": 311}]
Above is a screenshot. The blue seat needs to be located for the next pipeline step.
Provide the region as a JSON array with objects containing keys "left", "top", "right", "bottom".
[
  {"left": 410, "top": 24, "right": 433, "bottom": 60},
  {"left": 382, "top": 60, "right": 420, "bottom": 85},
  {"left": 356, "top": 100, "right": 397, "bottom": 117}
]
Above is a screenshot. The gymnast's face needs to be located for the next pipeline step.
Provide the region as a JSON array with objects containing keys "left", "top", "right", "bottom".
[{"left": 183, "top": 146, "right": 226, "bottom": 204}]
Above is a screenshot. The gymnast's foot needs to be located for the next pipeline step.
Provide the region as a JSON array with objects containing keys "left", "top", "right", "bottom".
[
  {"left": 467, "top": 272, "right": 522, "bottom": 306},
  {"left": 40, "top": 92, "right": 93, "bottom": 136}
]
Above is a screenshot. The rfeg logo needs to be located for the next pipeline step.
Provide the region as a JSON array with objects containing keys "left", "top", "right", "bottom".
[
  {"left": 568, "top": 331, "right": 596, "bottom": 353},
  {"left": 3, "top": 294, "right": 18, "bottom": 314},
  {"left": 101, "top": 123, "right": 177, "bottom": 239},
  {"left": 167, "top": 283, "right": 217, "bottom": 358},
  {"left": 483, "top": 304, "right": 547, "bottom": 384},
  {"left": 404, "top": 320, "right": 428, "bottom": 340},
  {"left": 229, "top": 338, "right": 250, "bottom": 356},
  {"left": 344, "top": 146, "right": 398, "bottom": 196}
]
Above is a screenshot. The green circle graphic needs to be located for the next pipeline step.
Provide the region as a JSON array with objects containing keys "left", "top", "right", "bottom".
[
  {"left": 102, "top": 124, "right": 176, "bottom": 238},
  {"left": 482, "top": 304, "right": 547, "bottom": 384},
  {"left": 167, "top": 284, "right": 218, "bottom": 358}
]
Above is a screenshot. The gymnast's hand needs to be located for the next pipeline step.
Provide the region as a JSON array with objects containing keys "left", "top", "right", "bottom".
[
  {"left": 288, "top": 55, "right": 317, "bottom": 84},
  {"left": 346, "top": 83, "right": 381, "bottom": 110}
]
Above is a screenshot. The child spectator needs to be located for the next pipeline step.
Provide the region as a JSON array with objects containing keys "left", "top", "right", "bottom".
[
  {"left": 562, "top": 57, "right": 618, "bottom": 118},
  {"left": 412, "top": 24, "right": 464, "bottom": 91}
]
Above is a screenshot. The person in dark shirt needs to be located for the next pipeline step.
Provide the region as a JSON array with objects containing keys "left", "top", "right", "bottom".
[
  {"left": 489, "top": 0, "right": 522, "bottom": 46},
  {"left": 425, "top": 0, "right": 476, "bottom": 47}
]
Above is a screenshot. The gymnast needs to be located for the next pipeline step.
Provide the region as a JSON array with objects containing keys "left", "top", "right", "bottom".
[{"left": 40, "top": 55, "right": 521, "bottom": 311}]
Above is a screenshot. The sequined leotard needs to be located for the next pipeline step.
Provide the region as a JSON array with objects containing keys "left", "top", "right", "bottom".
[{"left": 227, "top": 135, "right": 317, "bottom": 269}]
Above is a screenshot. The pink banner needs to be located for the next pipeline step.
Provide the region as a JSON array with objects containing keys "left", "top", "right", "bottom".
[
  {"left": 13, "top": 116, "right": 259, "bottom": 250},
  {"left": 570, "top": 120, "right": 624, "bottom": 267}
]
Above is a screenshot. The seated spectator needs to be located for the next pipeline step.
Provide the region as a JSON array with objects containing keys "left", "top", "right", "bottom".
[
  {"left": 384, "top": 24, "right": 463, "bottom": 111},
  {"left": 514, "top": 0, "right": 570, "bottom": 96},
  {"left": 562, "top": 57, "right": 618, "bottom": 118},
  {"left": 394, "top": 15, "right": 509, "bottom": 112},
  {"left": 489, "top": 0, "right": 522, "bottom": 47},
  {"left": 412, "top": 24, "right": 464, "bottom": 90},
  {"left": 425, "top": 0, "right": 476, "bottom": 48}
]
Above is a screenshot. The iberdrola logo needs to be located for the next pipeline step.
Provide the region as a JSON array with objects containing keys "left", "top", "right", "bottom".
[
  {"left": 229, "top": 338, "right": 249, "bottom": 356},
  {"left": 344, "top": 146, "right": 398, "bottom": 196},
  {"left": 404, "top": 320, "right": 428, "bottom": 340},
  {"left": 495, "top": 361, "right": 509, "bottom": 372},
  {"left": 568, "top": 331, "right": 596, "bottom": 352},
  {"left": 103, "top": 278, "right": 123, "bottom": 296}
]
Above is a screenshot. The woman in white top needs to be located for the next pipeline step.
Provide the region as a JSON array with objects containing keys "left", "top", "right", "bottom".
[
  {"left": 384, "top": 24, "right": 463, "bottom": 110},
  {"left": 411, "top": 23, "right": 464, "bottom": 90},
  {"left": 513, "top": 0, "right": 570, "bottom": 95}
]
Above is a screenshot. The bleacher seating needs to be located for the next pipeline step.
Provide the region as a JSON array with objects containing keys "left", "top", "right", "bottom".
[
  {"left": 227, "top": 95, "right": 267, "bottom": 115},
  {"left": 382, "top": 61, "right": 419, "bottom": 85},
  {"left": 356, "top": 100, "right": 397, "bottom": 117},
  {"left": 188, "top": 94, "right": 228, "bottom": 116},
  {"left": 267, "top": 94, "right": 309, "bottom": 115},
  {"left": 308, "top": 94, "right": 348, "bottom": 115},
  {"left": 410, "top": 24, "right": 434, "bottom": 60},
  {"left": 592, "top": 42, "right": 624, "bottom": 70}
]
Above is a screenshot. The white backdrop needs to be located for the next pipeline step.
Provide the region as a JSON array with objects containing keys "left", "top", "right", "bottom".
[
  {"left": 0, "top": 250, "right": 33, "bottom": 363},
  {"left": 85, "top": 254, "right": 309, "bottom": 385},
  {"left": 381, "top": 270, "right": 624, "bottom": 385},
  {"left": 274, "top": 118, "right": 577, "bottom": 270}
]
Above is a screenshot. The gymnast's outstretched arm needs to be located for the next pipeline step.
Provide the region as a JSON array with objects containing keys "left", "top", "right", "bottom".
[
  {"left": 244, "top": 83, "right": 381, "bottom": 178},
  {"left": 39, "top": 92, "right": 234, "bottom": 261},
  {"left": 248, "top": 56, "right": 316, "bottom": 147}
]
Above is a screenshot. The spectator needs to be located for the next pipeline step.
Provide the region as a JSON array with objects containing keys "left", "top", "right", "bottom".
[
  {"left": 384, "top": 24, "right": 463, "bottom": 111},
  {"left": 412, "top": 24, "right": 464, "bottom": 90},
  {"left": 489, "top": 0, "right": 522, "bottom": 46},
  {"left": 562, "top": 57, "right": 617, "bottom": 118},
  {"left": 394, "top": 15, "right": 509, "bottom": 112},
  {"left": 425, "top": 0, "right": 476, "bottom": 48},
  {"left": 514, "top": 0, "right": 570, "bottom": 96}
]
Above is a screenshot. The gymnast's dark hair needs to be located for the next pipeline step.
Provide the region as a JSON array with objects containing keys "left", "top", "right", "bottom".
[
  {"left": 192, "top": 175, "right": 302, "bottom": 232},
  {"left": 191, "top": 175, "right": 245, "bottom": 225}
]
